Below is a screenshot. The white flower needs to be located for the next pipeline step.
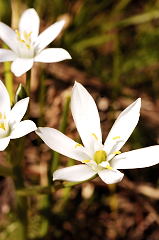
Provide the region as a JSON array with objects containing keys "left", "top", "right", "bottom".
[
  {"left": 0, "top": 80, "right": 37, "bottom": 150},
  {"left": 0, "top": 8, "right": 71, "bottom": 77},
  {"left": 36, "top": 82, "right": 159, "bottom": 184}
]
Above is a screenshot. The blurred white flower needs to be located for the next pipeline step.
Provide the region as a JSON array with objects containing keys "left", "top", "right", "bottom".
[
  {"left": 0, "top": 80, "right": 37, "bottom": 150},
  {"left": 36, "top": 82, "right": 159, "bottom": 184},
  {"left": 0, "top": 8, "right": 71, "bottom": 77}
]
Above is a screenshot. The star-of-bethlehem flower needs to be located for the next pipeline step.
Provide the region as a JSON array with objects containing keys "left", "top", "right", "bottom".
[
  {"left": 36, "top": 82, "right": 159, "bottom": 184},
  {"left": 0, "top": 80, "right": 37, "bottom": 150},
  {"left": 0, "top": 8, "right": 71, "bottom": 77}
]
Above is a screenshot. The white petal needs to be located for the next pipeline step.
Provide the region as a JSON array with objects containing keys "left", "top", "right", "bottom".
[
  {"left": 111, "top": 145, "right": 159, "bottom": 169},
  {"left": 104, "top": 98, "right": 141, "bottom": 155},
  {"left": 0, "top": 80, "right": 10, "bottom": 114},
  {"left": 11, "top": 58, "right": 33, "bottom": 76},
  {"left": 0, "top": 137, "right": 10, "bottom": 151},
  {"left": 19, "top": 8, "right": 40, "bottom": 42},
  {"left": 10, "top": 120, "right": 37, "bottom": 139},
  {"left": 34, "top": 48, "right": 71, "bottom": 62},
  {"left": 0, "top": 49, "right": 16, "bottom": 62},
  {"left": 9, "top": 97, "right": 29, "bottom": 125},
  {"left": 35, "top": 20, "right": 65, "bottom": 52},
  {"left": 53, "top": 164, "right": 96, "bottom": 182},
  {"left": 71, "top": 82, "right": 102, "bottom": 152},
  {"left": 0, "top": 22, "right": 17, "bottom": 52},
  {"left": 36, "top": 127, "right": 90, "bottom": 161},
  {"left": 98, "top": 169, "right": 124, "bottom": 184}
]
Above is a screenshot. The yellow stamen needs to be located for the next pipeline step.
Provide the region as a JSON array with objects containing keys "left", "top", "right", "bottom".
[
  {"left": 0, "top": 122, "right": 6, "bottom": 130},
  {"left": 75, "top": 143, "right": 82, "bottom": 148},
  {"left": 15, "top": 29, "right": 20, "bottom": 39},
  {"left": 92, "top": 133, "right": 98, "bottom": 140},
  {"left": 23, "top": 31, "right": 31, "bottom": 40},
  {"left": 82, "top": 160, "right": 90, "bottom": 163},
  {"left": 106, "top": 165, "right": 113, "bottom": 170},
  {"left": 15, "top": 29, "right": 32, "bottom": 48},
  {"left": 112, "top": 151, "right": 121, "bottom": 155},
  {"left": 112, "top": 136, "right": 120, "bottom": 140},
  {"left": 0, "top": 112, "right": 2, "bottom": 119}
]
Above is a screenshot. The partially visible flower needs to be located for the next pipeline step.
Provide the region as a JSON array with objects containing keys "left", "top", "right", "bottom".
[
  {"left": 0, "top": 80, "right": 37, "bottom": 150},
  {"left": 0, "top": 8, "right": 71, "bottom": 77},
  {"left": 36, "top": 82, "right": 159, "bottom": 184}
]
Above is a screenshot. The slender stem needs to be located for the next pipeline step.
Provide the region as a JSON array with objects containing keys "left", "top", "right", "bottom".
[
  {"left": 7, "top": 140, "right": 28, "bottom": 240},
  {"left": 107, "top": 184, "right": 118, "bottom": 212},
  {"left": 26, "top": 70, "right": 32, "bottom": 96},
  {"left": 8, "top": 3, "right": 29, "bottom": 239},
  {"left": 59, "top": 95, "right": 71, "bottom": 133},
  {"left": 11, "top": 0, "right": 21, "bottom": 29},
  {"left": 4, "top": 60, "right": 14, "bottom": 104},
  {"left": 13, "top": 164, "right": 28, "bottom": 238},
  {"left": 38, "top": 70, "right": 45, "bottom": 126}
]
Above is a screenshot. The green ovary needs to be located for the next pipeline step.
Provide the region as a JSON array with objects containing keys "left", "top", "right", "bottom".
[{"left": 93, "top": 150, "right": 107, "bottom": 164}]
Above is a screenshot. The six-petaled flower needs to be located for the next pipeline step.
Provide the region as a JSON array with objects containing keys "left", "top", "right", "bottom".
[
  {"left": 0, "top": 8, "right": 71, "bottom": 76},
  {"left": 36, "top": 82, "right": 159, "bottom": 184}
]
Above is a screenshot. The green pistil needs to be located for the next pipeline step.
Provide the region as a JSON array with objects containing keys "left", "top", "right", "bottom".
[{"left": 93, "top": 150, "right": 107, "bottom": 164}]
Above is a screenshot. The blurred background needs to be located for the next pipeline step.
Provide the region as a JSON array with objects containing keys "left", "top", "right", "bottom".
[{"left": 1, "top": 0, "right": 159, "bottom": 239}]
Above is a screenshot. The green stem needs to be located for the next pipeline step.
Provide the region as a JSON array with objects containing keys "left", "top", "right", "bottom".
[
  {"left": 13, "top": 164, "right": 28, "bottom": 237},
  {"left": 2, "top": 43, "right": 14, "bottom": 103},
  {"left": 7, "top": 3, "right": 28, "bottom": 239},
  {"left": 38, "top": 70, "right": 45, "bottom": 126},
  {"left": 4, "top": 61, "right": 14, "bottom": 104},
  {"left": 8, "top": 140, "right": 28, "bottom": 240},
  {"left": 26, "top": 70, "right": 31, "bottom": 96}
]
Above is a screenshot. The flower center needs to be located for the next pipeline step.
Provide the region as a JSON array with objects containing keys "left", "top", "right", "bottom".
[
  {"left": 93, "top": 150, "right": 107, "bottom": 164},
  {"left": 15, "top": 30, "right": 32, "bottom": 49}
]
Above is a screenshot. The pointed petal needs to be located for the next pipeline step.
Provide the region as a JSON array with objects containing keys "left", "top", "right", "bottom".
[
  {"left": 0, "top": 137, "right": 10, "bottom": 151},
  {"left": 9, "top": 97, "right": 29, "bottom": 125},
  {"left": 98, "top": 169, "right": 124, "bottom": 184},
  {"left": 53, "top": 164, "right": 96, "bottom": 182},
  {"left": 0, "top": 22, "right": 17, "bottom": 52},
  {"left": 35, "top": 20, "right": 65, "bottom": 52},
  {"left": 11, "top": 58, "right": 33, "bottom": 76},
  {"left": 111, "top": 145, "right": 159, "bottom": 169},
  {"left": 19, "top": 8, "right": 40, "bottom": 42},
  {"left": 71, "top": 82, "right": 102, "bottom": 151},
  {"left": 34, "top": 48, "right": 71, "bottom": 62},
  {"left": 0, "top": 49, "right": 16, "bottom": 62},
  {"left": 104, "top": 98, "right": 141, "bottom": 155},
  {"left": 36, "top": 127, "right": 90, "bottom": 161},
  {"left": 10, "top": 120, "right": 37, "bottom": 139},
  {"left": 0, "top": 80, "right": 10, "bottom": 114}
]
